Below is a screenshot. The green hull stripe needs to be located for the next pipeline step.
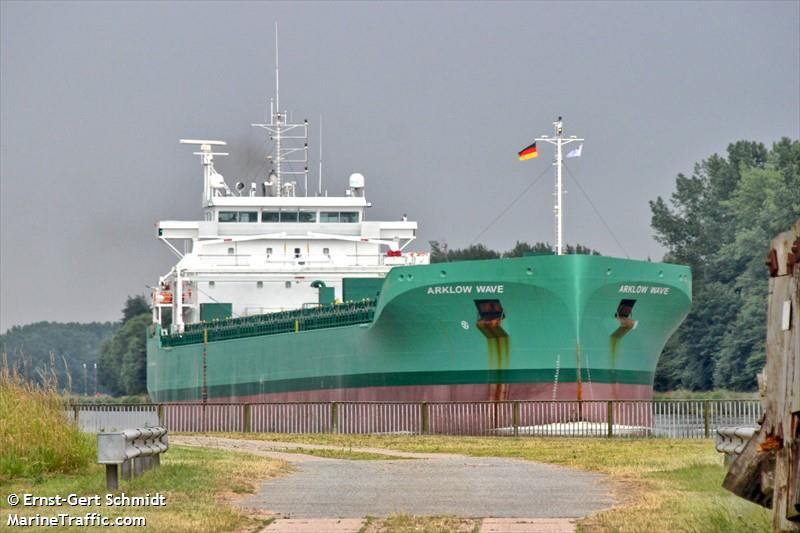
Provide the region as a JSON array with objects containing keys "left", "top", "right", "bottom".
[{"left": 151, "top": 368, "right": 653, "bottom": 402}]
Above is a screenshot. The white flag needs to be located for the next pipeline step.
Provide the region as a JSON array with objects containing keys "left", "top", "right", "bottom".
[{"left": 566, "top": 144, "right": 583, "bottom": 158}]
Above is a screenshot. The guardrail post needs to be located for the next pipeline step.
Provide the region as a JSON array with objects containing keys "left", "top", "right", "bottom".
[
  {"left": 420, "top": 402, "right": 429, "bottom": 435},
  {"left": 330, "top": 402, "right": 338, "bottom": 433},
  {"left": 512, "top": 401, "right": 520, "bottom": 437},
  {"left": 106, "top": 465, "right": 118, "bottom": 490},
  {"left": 121, "top": 459, "right": 131, "bottom": 481},
  {"left": 607, "top": 401, "right": 614, "bottom": 438},
  {"left": 703, "top": 400, "right": 710, "bottom": 439},
  {"left": 243, "top": 404, "right": 252, "bottom": 433}
]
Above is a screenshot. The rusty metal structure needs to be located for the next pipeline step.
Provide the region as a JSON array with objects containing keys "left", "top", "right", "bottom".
[{"left": 723, "top": 220, "right": 800, "bottom": 531}]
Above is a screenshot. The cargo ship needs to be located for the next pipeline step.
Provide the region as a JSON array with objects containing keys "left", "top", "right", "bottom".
[{"left": 146, "top": 78, "right": 691, "bottom": 403}]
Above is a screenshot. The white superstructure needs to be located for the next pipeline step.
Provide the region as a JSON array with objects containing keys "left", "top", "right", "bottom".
[{"left": 153, "top": 109, "right": 427, "bottom": 333}]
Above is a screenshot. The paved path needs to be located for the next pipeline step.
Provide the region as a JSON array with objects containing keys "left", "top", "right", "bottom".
[{"left": 174, "top": 436, "right": 612, "bottom": 532}]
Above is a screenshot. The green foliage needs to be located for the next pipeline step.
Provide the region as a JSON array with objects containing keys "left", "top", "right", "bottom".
[
  {"left": 429, "top": 240, "right": 599, "bottom": 263},
  {"left": 98, "top": 313, "right": 150, "bottom": 396},
  {"left": 0, "top": 321, "right": 116, "bottom": 394},
  {"left": 122, "top": 295, "right": 150, "bottom": 322},
  {"left": 651, "top": 138, "right": 800, "bottom": 391}
]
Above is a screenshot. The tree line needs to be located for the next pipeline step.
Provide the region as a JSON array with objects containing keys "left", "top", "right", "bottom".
[
  {"left": 429, "top": 241, "right": 599, "bottom": 262},
  {"left": 650, "top": 138, "right": 799, "bottom": 391}
]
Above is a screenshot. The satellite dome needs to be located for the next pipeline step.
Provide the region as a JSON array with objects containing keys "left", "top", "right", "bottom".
[{"left": 349, "top": 173, "right": 365, "bottom": 189}]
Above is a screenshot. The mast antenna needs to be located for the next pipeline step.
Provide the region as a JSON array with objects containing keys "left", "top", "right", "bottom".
[
  {"left": 274, "top": 22, "right": 279, "bottom": 113},
  {"left": 318, "top": 114, "right": 323, "bottom": 196},
  {"left": 252, "top": 22, "right": 308, "bottom": 197},
  {"left": 535, "top": 116, "right": 583, "bottom": 256}
]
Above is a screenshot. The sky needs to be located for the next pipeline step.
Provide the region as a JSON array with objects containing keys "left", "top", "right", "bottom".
[{"left": 1, "top": 1, "right": 798, "bottom": 332}]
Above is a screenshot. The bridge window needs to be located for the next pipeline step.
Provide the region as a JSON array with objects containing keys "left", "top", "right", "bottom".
[
  {"left": 219, "top": 211, "right": 258, "bottom": 222},
  {"left": 280, "top": 210, "right": 299, "bottom": 223},
  {"left": 262, "top": 211, "right": 279, "bottom": 222},
  {"left": 299, "top": 210, "right": 316, "bottom": 223},
  {"left": 320, "top": 211, "right": 360, "bottom": 223}
]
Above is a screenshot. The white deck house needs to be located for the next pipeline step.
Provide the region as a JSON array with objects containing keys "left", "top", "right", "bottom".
[{"left": 154, "top": 140, "right": 427, "bottom": 333}]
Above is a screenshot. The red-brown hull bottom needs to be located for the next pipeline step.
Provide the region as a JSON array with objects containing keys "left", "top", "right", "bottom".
[{"left": 207, "top": 382, "right": 653, "bottom": 403}]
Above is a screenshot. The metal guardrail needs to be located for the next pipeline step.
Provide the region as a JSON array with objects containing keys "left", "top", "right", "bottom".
[
  {"left": 97, "top": 427, "right": 169, "bottom": 489},
  {"left": 715, "top": 426, "right": 758, "bottom": 465},
  {"left": 71, "top": 399, "right": 762, "bottom": 439}
]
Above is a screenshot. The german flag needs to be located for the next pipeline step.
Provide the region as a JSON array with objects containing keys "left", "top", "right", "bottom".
[{"left": 518, "top": 142, "right": 538, "bottom": 161}]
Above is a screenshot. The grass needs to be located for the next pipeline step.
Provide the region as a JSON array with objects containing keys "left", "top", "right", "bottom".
[
  {"left": 214, "top": 432, "right": 771, "bottom": 533},
  {"left": 0, "top": 445, "right": 289, "bottom": 533},
  {"left": 1, "top": 357, "right": 290, "bottom": 532},
  {"left": 359, "top": 514, "right": 480, "bottom": 533},
  {"left": 0, "top": 356, "right": 94, "bottom": 481}
]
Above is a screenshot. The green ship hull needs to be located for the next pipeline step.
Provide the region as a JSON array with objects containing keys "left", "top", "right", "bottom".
[{"left": 147, "top": 255, "right": 691, "bottom": 402}]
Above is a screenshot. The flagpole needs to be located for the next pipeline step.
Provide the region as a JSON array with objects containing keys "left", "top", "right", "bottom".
[
  {"left": 534, "top": 117, "right": 583, "bottom": 256},
  {"left": 556, "top": 123, "right": 564, "bottom": 255}
]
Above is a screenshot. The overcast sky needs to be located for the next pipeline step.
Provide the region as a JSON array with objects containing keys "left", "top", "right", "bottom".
[{"left": 1, "top": 1, "right": 798, "bottom": 331}]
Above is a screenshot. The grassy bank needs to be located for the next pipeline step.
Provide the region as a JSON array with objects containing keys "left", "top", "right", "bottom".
[
  {"left": 1, "top": 359, "right": 289, "bottom": 532},
  {"left": 212, "top": 432, "right": 770, "bottom": 533},
  {"left": 0, "top": 445, "right": 289, "bottom": 532},
  {"left": 0, "top": 361, "right": 94, "bottom": 481}
]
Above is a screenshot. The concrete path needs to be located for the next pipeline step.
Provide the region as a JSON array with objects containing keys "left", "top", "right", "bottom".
[
  {"left": 260, "top": 517, "right": 577, "bottom": 533},
  {"left": 174, "top": 436, "right": 612, "bottom": 532}
]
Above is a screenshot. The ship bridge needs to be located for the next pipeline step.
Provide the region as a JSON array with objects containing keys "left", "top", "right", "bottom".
[{"left": 154, "top": 141, "right": 428, "bottom": 334}]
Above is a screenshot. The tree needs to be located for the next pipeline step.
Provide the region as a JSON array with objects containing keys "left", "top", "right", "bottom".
[
  {"left": 651, "top": 138, "right": 799, "bottom": 391},
  {"left": 122, "top": 295, "right": 150, "bottom": 323},
  {"left": 97, "top": 295, "right": 151, "bottom": 396}
]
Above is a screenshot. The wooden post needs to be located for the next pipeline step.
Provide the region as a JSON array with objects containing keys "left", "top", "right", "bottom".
[
  {"left": 157, "top": 404, "right": 165, "bottom": 426},
  {"left": 330, "top": 402, "right": 338, "bottom": 433},
  {"left": 73, "top": 405, "right": 79, "bottom": 426},
  {"left": 722, "top": 221, "right": 800, "bottom": 531},
  {"left": 243, "top": 404, "right": 252, "bottom": 433},
  {"left": 512, "top": 401, "right": 520, "bottom": 437},
  {"left": 607, "top": 401, "right": 614, "bottom": 438},
  {"left": 420, "top": 402, "right": 429, "bottom": 435},
  {"left": 703, "top": 400, "right": 710, "bottom": 439}
]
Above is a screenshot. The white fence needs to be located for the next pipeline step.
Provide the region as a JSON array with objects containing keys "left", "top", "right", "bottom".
[{"left": 68, "top": 399, "right": 762, "bottom": 439}]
